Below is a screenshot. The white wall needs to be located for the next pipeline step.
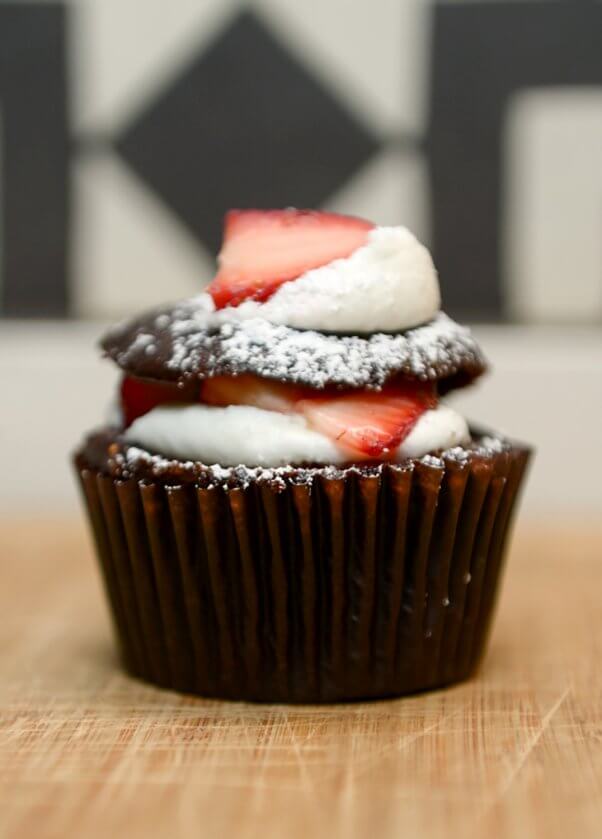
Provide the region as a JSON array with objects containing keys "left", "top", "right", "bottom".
[{"left": 1, "top": 321, "right": 600, "bottom": 518}]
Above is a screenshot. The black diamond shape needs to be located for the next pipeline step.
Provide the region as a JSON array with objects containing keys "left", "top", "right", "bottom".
[{"left": 115, "top": 10, "right": 380, "bottom": 254}]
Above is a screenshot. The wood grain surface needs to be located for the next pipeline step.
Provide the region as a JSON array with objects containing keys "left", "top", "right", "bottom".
[{"left": 1, "top": 517, "right": 601, "bottom": 839}]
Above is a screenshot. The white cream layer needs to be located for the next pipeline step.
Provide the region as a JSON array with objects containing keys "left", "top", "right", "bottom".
[
  {"left": 209, "top": 226, "right": 441, "bottom": 334},
  {"left": 124, "top": 403, "right": 469, "bottom": 467}
]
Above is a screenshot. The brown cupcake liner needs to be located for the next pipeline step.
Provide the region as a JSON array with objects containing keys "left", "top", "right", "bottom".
[{"left": 76, "top": 445, "right": 530, "bottom": 702}]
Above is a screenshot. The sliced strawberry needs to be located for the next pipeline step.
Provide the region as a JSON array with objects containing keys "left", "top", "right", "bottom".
[
  {"left": 207, "top": 209, "right": 373, "bottom": 309},
  {"left": 297, "top": 382, "right": 436, "bottom": 459},
  {"left": 121, "top": 376, "right": 198, "bottom": 426},
  {"left": 200, "top": 374, "right": 306, "bottom": 414}
]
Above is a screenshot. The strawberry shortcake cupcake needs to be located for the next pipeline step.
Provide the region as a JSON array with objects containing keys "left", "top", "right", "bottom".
[{"left": 75, "top": 210, "right": 531, "bottom": 702}]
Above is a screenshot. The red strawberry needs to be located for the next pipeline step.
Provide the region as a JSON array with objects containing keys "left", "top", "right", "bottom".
[
  {"left": 297, "top": 382, "right": 436, "bottom": 459},
  {"left": 121, "top": 376, "right": 198, "bottom": 426},
  {"left": 207, "top": 209, "right": 373, "bottom": 309},
  {"left": 200, "top": 374, "right": 306, "bottom": 414}
]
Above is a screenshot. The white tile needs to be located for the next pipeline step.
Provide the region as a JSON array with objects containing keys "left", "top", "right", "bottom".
[
  {"left": 504, "top": 88, "right": 602, "bottom": 323},
  {"left": 0, "top": 320, "right": 116, "bottom": 514},
  {"left": 449, "top": 324, "right": 602, "bottom": 516},
  {"left": 254, "top": 0, "right": 429, "bottom": 135},
  {"left": 324, "top": 147, "right": 429, "bottom": 241},
  {"left": 72, "top": 150, "right": 214, "bottom": 318},
  {"left": 70, "top": 0, "right": 239, "bottom": 134}
]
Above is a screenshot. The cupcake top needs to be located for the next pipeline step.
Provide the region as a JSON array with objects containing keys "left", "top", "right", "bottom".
[
  {"left": 95, "top": 209, "right": 492, "bottom": 472},
  {"left": 102, "top": 210, "right": 485, "bottom": 390}
]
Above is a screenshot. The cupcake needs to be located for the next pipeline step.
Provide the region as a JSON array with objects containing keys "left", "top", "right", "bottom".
[{"left": 75, "top": 209, "right": 531, "bottom": 702}]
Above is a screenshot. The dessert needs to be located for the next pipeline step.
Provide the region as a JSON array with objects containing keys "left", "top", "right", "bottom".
[{"left": 75, "top": 209, "right": 531, "bottom": 702}]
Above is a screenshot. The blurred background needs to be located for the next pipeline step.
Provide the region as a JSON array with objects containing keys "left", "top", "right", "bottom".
[{"left": 0, "top": 0, "right": 601, "bottom": 517}]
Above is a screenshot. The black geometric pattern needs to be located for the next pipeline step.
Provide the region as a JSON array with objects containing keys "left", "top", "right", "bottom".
[
  {"left": 1, "top": 1, "right": 601, "bottom": 322},
  {"left": 429, "top": 0, "right": 602, "bottom": 321},
  {"left": 115, "top": 10, "right": 380, "bottom": 255},
  {"left": 0, "top": 3, "right": 69, "bottom": 317}
]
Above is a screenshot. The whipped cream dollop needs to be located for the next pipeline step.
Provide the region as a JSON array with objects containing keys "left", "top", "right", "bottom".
[
  {"left": 209, "top": 226, "right": 440, "bottom": 334},
  {"left": 124, "top": 403, "right": 469, "bottom": 467}
]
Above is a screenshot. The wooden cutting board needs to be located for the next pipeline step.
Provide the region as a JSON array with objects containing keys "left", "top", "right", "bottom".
[{"left": 1, "top": 517, "right": 601, "bottom": 839}]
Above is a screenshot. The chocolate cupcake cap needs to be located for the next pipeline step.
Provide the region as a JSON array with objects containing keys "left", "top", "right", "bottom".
[{"left": 101, "top": 300, "right": 487, "bottom": 393}]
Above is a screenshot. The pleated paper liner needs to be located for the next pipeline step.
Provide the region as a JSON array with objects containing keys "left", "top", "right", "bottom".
[{"left": 76, "top": 444, "right": 531, "bottom": 702}]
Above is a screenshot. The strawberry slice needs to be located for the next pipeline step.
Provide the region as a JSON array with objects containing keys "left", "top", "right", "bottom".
[
  {"left": 297, "top": 382, "right": 436, "bottom": 459},
  {"left": 121, "top": 376, "right": 198, "bottom": 426},
  {"left": 207, "top": 209, "right": 373, "bottom": 309},
  {"left": 200, "top": 374, "right": 306, "bottom": 414},
  {"left": 200, "top": 374, "right": 436, "bottom": 459}
]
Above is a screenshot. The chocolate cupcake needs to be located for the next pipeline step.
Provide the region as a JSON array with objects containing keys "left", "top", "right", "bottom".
[{"left": 75, "top": 210, "right": 531, "bottom": 702}]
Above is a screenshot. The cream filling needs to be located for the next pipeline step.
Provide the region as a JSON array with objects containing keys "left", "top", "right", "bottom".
[
  {"left": 124, "top": 403, "right": 469, "bottom": 467},
  {"left": 209, "top": 226, "right": 441, "bottom": 333}
]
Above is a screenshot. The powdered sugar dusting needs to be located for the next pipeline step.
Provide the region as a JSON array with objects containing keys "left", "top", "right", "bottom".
[
  {"left": 103, "top": 296, "right": 486, "bottom": 390},
  {"left": 112, "top": 433, "right": 513, "bottom": 490},
  {"left": 170, "top": 309, "right": 482, "bottom": 387},
  {"left": 420, "top": 454, "right": 444, "bottom": 469}
]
